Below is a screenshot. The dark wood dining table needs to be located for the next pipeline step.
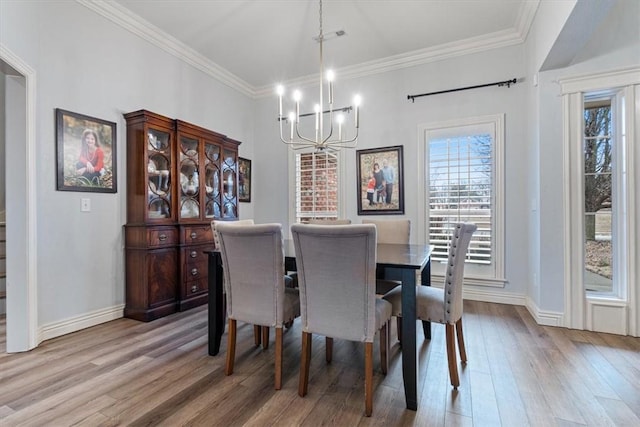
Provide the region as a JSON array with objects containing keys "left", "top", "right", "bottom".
[{"left": 206, "top": 241, "right": 433, "bottom": 411}]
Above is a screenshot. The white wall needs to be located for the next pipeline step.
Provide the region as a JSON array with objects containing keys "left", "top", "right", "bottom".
[
  {"left": 0, "top": 70, "right": 5, "bottom": 212},
  {"left": 0, "top": 1, "right": 254, "bottom": 331},
  {"left": 255, "top": 43, "right": 531, "bottom": 300}
]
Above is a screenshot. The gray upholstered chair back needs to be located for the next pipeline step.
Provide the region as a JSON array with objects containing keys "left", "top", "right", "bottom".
[
  {"left": 291, "top": 224, "right": 378, "bottom": 342},
  {"left": 361, "top": 219, "right": 410, "bottom": 244},
  {"left": 307, "top": 218, "right": 352, "bottom": 225},
  {"left": 216, "top": 223, "right": 286, "bottom": 327},
  {"left": 444, "top": 223, "right": 477, "bottom": 323},
  {"left": 211, "top": 219, "right": 254, "bottom": 248}
]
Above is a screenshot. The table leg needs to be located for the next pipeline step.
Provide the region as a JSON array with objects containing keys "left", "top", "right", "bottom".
[
  {"left": 421, "top": 258, "right": 431, "bottom": 340},
  {"left": 208, "top": 251, "right": 225, "bottom": 356},
  {"left": 401, "top": 267, "right": 418, "bottom": 411}
]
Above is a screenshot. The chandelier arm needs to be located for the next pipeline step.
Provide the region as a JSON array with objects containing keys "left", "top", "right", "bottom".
[
  {"left": 295, "top": 124, "right": 319, "bottom": 144},
  {"left": 325, "top": 129, "right": 359, "bottom": 145},
  {"left": 321, "top": 108, "right": 334, "bottom": 144}
]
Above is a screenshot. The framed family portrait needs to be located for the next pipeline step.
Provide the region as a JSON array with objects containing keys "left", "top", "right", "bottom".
[
  {"left": 238, "top": 157, "right": 252, "bottom": 202},
  {"left": 356, "top": 145, "right": 404, "bottom": 215},
  {"left": 56, "top": 108, "right": 117, "bottom": 193}
]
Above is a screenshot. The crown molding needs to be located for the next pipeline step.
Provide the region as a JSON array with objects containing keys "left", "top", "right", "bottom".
[
  {"left": 515, "top": 0, "right": 540, "bottom": 41},
  {"left": 253, "top": 27, "right": 524, "bottom": 98},
  {"left": 79, "top": 0, "right": 540, "bottom": 100},
  {"left": 76, "top": 0, "right": 255, "bottom": 97}
]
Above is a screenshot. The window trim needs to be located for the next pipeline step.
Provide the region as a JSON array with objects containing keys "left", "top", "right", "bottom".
[
  {"left": 418, "top": 114, "right": 506, "bottom": 287},
  {"left": 559, "top": 67, "right": 639, "bottom": 334}
]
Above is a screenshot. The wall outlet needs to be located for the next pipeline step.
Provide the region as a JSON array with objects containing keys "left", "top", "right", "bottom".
[{"left": 81, "top": 198, "right": 91, "bottom": 212}]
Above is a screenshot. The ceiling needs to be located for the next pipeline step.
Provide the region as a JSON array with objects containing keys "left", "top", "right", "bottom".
[{"left": 100, "top": 0, "right": 539, "bottom": 96}]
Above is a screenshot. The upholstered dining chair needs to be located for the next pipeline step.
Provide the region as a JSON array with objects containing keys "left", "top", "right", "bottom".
[
  {"left": 213, "top": 218, "right": 295, "bottom": 344},
  {"left": 307, "top": 218, "right": 352, "bottom": 225},
  {"left": 288, "top": 218, "right": 352, "bottom": 287},
  {"left": 361, "top": 219, "right": 411, "bottom": 295},
  {"left": 383, "top": 222, "right": 477, "bottom": 389},
  {"left": 291, "top": 223, "right": 392, "bottom": 417},
  {"left": 215, "top": 222, "right": 301, "bottom": 390}
]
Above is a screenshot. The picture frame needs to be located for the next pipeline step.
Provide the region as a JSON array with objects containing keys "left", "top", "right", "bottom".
[
  {"left": 356, "top": 145, "right": 404, "bottom": 215},
  {"left": 56, "top": 108, "right": 117, "bottom": 193},
  {"left": 238, "top": 157, "right": 252, "bottom": 202}
]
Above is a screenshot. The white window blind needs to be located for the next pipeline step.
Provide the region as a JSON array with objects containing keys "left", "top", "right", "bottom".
[
  {"left": 296, "top": 151, "right": 339, "bottom": 222},
  {"left": 428, "top": 134, "right": 493, "bottom": 266}
]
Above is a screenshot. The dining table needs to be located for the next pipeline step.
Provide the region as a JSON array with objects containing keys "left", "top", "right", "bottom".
[{"left": 206, "top": 240, "right": 433, "bottom": 411}]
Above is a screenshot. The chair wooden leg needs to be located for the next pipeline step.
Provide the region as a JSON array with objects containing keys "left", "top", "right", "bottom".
[
  {"left": 225, "top": 319, "right": 237, "bottom": 376},
  {"left": 262, "top": 326, "right": 270, "bottom": 350},
  {"left": 325, "top": 337, "right": 333, "bottom": 363},
  {"left": 299, "top": 332, "right": 312, "bottom": 397},
  {"left": 396, "top": 316, "right": 403, "bottom": 346},
  {"left": 380, "top": 321, "right": 389, "bottom": 375},
  {"left": 275, "top": 327, "right": 283, "bottom": 390},
  {"left": 455, "top": 318, "right": 467, "bottom": 363},
  {"left": 364, "top": 342, "right": 373, "bottom": 417},
  {"left": 445, "top": 323, "right": 460, "bottom": 389},
  {"left": 254, "top": 325, "right": 261, "bottom": 346}
]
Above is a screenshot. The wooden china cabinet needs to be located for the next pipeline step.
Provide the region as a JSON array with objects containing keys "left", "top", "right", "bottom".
[{"left": 123, "top": 110, "right": 240, "bottom": 321}]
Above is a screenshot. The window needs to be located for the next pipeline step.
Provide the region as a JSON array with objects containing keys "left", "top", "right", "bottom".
[
  {"left": 583, "top": 97, "right": 615, "bottom": 293},
  {"left": 295, "top": 151, "right": 339, "bottom": 223},
  {"left": 560, "top": 68, "right": 638, "bottom": 334},
  {"left": 423, "top": 115, "right": 505, "bottom": 285}
]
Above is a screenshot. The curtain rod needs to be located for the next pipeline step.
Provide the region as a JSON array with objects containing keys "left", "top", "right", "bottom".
[
  {"left": 277, "top": 106, "right": 353, "bottom": 122},
  {"left": 407, "top": 78, "right": 517, "bottom": 102}
]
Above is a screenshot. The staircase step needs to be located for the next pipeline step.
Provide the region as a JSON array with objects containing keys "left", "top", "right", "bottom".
[{"left": 0, "top": 291, "right": 6, "bottom": 299}]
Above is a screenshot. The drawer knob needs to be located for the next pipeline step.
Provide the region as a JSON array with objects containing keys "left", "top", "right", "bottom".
[
  {"left": 191, "top": 268, "right": 199, "bottom": 276},
  {"left": 191, "top": 285, "right": 198, "bottom": 293},
  {"left": 190, "top": 232, "right": 198, "bottom": 239},
  {"left": 190, "top": 250, "right": 197, "bottom": 258},
  {"left": 158, "top": 234, "right": 167, "bottom": 241}
]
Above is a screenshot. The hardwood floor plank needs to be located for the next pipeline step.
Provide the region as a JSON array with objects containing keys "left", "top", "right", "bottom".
[
  {"left": 1, "top": 302, "right": 639, "bottom": 426},
  {"left": 574, "top": 339, "right": 640, "bottom": 419},
  {"left": 479, "top": 302, "right": 530, "bottom": 427},
  {"left": 595, "top": 395, "right": 640, "bottom": 426}
]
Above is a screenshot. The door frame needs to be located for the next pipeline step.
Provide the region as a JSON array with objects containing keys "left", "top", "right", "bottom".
[{"left": 1, "top": 44, "right": 39, "bottom": 352}]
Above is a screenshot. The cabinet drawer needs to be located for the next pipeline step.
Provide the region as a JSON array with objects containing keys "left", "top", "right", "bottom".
[
  {"left": 183, "top": 258, "right": 208, "bottom": 282},
  {"left": 183, "top": 277, "right": 208, "bottom": 296},
  {"left": 181, "top": 225, "right": 213, "bottom": 244},
  {"left": 183, "top": 247, "right": 209, "bottom": 265},
  {"left": 147, "top": 228, "right": 178, "bottom": 248}
]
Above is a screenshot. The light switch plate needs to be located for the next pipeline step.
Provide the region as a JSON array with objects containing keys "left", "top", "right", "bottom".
[{"left": 81, "top": 198, "right": 91, "bottom": 212}]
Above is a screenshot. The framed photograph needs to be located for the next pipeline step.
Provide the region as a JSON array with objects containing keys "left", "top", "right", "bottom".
[
  {"left": 56, "top": 108, "right": 117, "bottom": 193},
  {"left": 238, "top": 157, "right": 251, "bottom": 202},
  {"left": 356, "top": 145, "right": 404, "bottom": 215}
]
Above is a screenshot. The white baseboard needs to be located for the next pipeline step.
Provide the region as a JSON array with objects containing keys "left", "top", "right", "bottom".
[
  {"left": 460, "top": 286, "right": 565, "bottom": 327},
  {"left": 39, "top": 304, "right": 125, "bottom": 342},
  {"left": 525, "top": 297, "right": 564, "bottom": 327},
  {"left": 462, "top": 286, "right": 527, "bottom": 306}
]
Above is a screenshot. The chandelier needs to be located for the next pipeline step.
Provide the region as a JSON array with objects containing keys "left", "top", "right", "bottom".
[{"left": 276, "top": 0, "right": 360, "bottom": 151}]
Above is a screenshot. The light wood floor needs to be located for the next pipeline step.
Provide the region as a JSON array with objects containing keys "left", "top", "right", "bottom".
[{"left": 1, "top": 301, "right": 639, "bottom": 426}]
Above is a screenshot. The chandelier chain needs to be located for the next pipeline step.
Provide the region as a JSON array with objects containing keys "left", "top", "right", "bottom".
[{"left": 319, "top": 0, "right": 323, "bottom": 40}]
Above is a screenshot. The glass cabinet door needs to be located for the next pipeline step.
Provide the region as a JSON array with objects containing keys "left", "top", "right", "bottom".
[
  {"left": 204, "top": 142, "right": 221, "bottom": 219},
  {"left": 179, "top": 136, "right": 200, "bottom": 220},
  {"left": 222, "top": 148, "right": 238, "bottom": 219},
  {"left": 146, "top": 128, "right": 172, "bottom": 220}
]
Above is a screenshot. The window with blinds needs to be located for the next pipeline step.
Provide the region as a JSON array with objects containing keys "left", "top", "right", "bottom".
[
  {"left": 429, "top": 135, "right": 492, "bottom": 264},
  {"left": 424, "top": 115, "right": 504, "bottom": 285},
  {"left": 295, "top": 151, "right": 339, "bottom": 222}
]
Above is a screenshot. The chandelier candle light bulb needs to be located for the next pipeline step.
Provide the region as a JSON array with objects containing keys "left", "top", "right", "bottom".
[{"left": 276, "top": 0, "right": 360, "bottom": 151}]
